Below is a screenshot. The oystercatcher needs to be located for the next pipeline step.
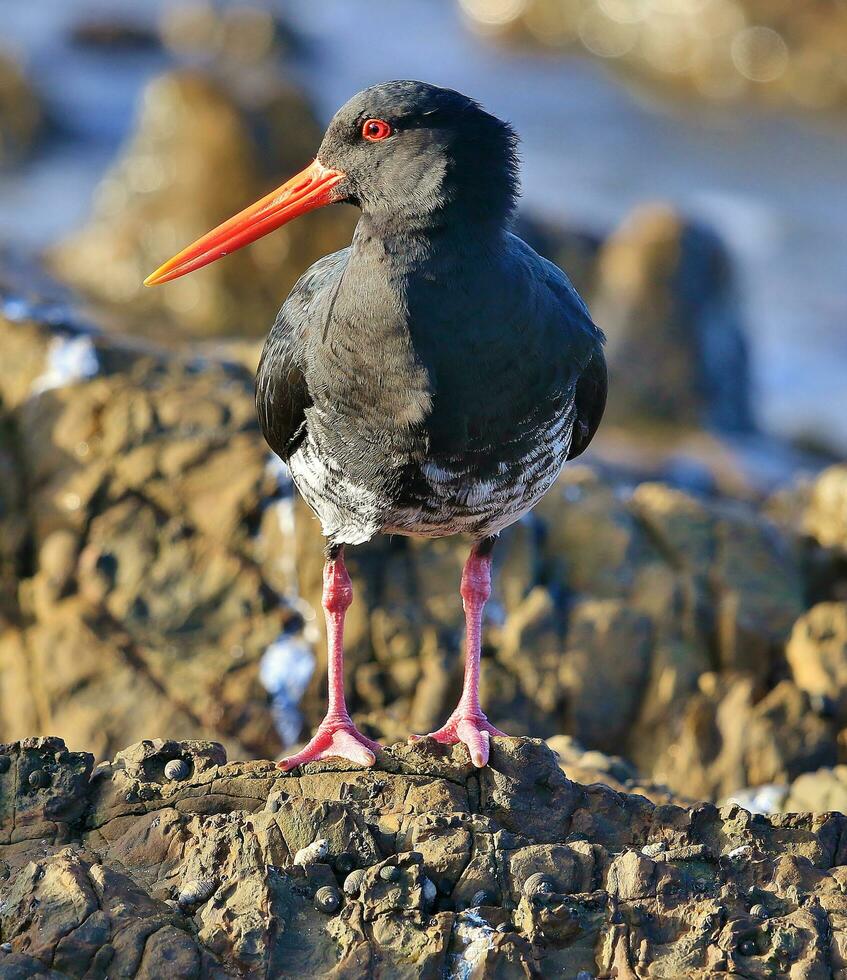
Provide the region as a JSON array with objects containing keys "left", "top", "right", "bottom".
[{"left": 145, "top": 80, "right": 606, "bottom": 770}]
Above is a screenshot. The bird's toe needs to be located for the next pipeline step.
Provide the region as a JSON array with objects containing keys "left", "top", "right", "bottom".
[
  {"left": 409, "top": 713, "right": 505, "bottom": 767},
  {"left": 456, "top": 720, "right": 491, "bottom": 768},
  {"left": 278, "top": 720, "right": 382, "bottom": 771}
]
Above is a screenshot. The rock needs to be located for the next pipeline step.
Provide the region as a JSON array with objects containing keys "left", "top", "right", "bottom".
[
  {"left": 68, "top": 16, "right": 160, "bottom": 51},
  {"left": 592, "top": 204, "right": 752, "bottom": 433},
  {"left": 665, "top": 674, "right": 836, "bottom": 802},
  {"left": 545, "top": 735, "right": 682, "bottom": 804},
  {"left": 462, "top": 0, "right": 847, "bottom": 111},
  {"left": 0, "top": 399, "right": 26, "bottom": 622},
  {"left": 285, "top": 459, "right": 808, "bottom": 801},
  {"left": 787, "top": 602, "right": 847, "bottom": 721},
  {"left": 0, "top": 310, "right": 294, "bottom": 761},
  {"left": 558, "top": 599, "right": 653, "bottom": 752},
  {"left": 2, "top": 735, "right": 846, "bottom": 977},
  {"left": 514, "top": 212, "right": 601, "bottom": 300},
  {"left": 765, "top": 467, "right": 847, "bottom": 606},
  {"left": 49, "top": 69, "right": 356, "bottom": 339},
  {"left": 804, "top": 465, "right": 847, "bottom": 555},
  {"left": 0, "top": 52, "right": 42, "bottom": 166},
  {"left": 783, "top": 767, "right": 847, "bottom": 815},
  {"left": 159, "top": 3, "right": 301, "bottom": 67},
  {"left": 0, "top": 277, "right": 838, "bottom": 808}
]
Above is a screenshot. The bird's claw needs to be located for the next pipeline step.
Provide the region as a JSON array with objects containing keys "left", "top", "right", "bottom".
[
  {"left": 409, "top": 712, "right": 506, "bottom": 768},
  {"left": 278, "top": 717, "right": 382, "bottom": 772}
]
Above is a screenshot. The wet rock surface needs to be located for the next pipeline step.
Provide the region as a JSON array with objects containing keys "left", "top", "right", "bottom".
[{"left": 2, "top": 735, "right": 847, "bottom": 978}]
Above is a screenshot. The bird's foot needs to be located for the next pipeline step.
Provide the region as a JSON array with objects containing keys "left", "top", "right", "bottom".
[
  {"left": 409, "top": 711, "right": 506, "bottom": 768},
  {"left": 278, "top": 716, "right": 382, "bottom": 772}
]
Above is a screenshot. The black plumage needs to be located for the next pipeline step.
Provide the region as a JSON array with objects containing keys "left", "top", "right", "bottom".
[
  {"left": 256, "top": 82, "right": 605, "bottom": 546},
  {"left": 147, "top": 79, "right": 606, "bottom": 770}
]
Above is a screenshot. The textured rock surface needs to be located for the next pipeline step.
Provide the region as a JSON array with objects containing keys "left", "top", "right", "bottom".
[
  {"left": 288, "top": 463, "right": 821, "bottom": 801},
  {"left": 0, "top": 304, "right": 847, "bottom": 799},
  {"left": 3, "top": 298, "right": 847, "bottom": 805},
  {"left": 2, "top": 736, "right": 847, "bottom": 978},
  {"left": 0, "top": 311, "right": 292, "bottom": 762}
]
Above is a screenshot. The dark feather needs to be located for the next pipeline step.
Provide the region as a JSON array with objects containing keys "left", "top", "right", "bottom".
[
  {"left": 255, "top": 249, "right": 348, "bottom": 460},
  {"left": 567, "top": 351, "right": 608, "bottom": 460}
]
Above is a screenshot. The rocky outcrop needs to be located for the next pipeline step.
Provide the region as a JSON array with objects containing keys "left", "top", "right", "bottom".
[
  {"left": 521, "top": 203, "right": 755, "bottom": 441},
  {"left": 592, "top": 203, "right": 752, "bottom": 433},
  {"left": 0, "top": 310, "right": 292, "bottom": 762},
  {"left": 3, "top": 735, "right": 847, "bottom": 978},
  {"left": 287, "top": 462, "right": 823, "bottom": 802},
  {"left": 2, "top": 297, "right": 846, "bottom": 805},
  {"left": 462, "top": 0, "right": 847, "bottom": 111}
]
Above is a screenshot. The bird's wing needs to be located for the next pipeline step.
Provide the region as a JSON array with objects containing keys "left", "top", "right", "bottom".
[
  {"left": 567, "top": 349, "right": 608, "bottom": 459},
  {"left": 255, "top": 248, "right": 349, "bottom": 461},
  {"left": 510, "top": 235, "right": 607, "bottom": 458}
]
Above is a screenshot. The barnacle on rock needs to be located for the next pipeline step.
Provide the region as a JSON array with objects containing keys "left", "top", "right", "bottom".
[
  {"left": 293, "top": 839, "right": 328, "bottom": 868},
  {"left": 0, "top": 736, "right": 844, "bottom": 976},
  {"left": 177, "top": 876, "right": 217, "bottom": 907},
  {"left": 164, "top": 758, "right": 189, "bottom": 781},
  {"left": 314, "top": 886, "right": 341, "bottom": 914},
  {"left": 523, "top": 873, "right": 555, "bottom": 899},
  {"left": 27, "top": 769, "right": 50, "bottom": 789},
  {"left": 343, "top": 869, "right": 366, "bottom": 896}
]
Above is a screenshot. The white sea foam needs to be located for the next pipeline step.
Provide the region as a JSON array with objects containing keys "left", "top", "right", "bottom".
[
  {"left": 259, "top": 634, "right": 315, "bottom": 747},
  {"left": 31, "top": 334, "right": 99, "bottom": 394},
  {"left": 724, "top": 783, "right": 788, "bottom": 815},
  {"left": 447, "top": 910, "right": 496, "bottom": 980}
]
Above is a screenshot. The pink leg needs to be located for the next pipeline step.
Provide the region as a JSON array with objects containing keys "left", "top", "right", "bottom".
[
  {"left": 410, "top": 540, "right": 505, "bottom": 767},
  {"left": 278, "top": 549, "right": 382, "bottom": 771}
]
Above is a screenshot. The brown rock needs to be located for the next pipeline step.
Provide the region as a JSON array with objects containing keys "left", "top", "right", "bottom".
[
  {"left": 0, "top": 290, "right": 832, "bottom": 810},
  {"left": 463, "top": 0, "right": 847, "bottom": 112},
  {"left": 805, "top": 465, "right": 847, "bottom": 555},
  {"left": 559, "top": 599, "right": 652, "bottom": 752},
  {"left": 3, "top": 735, "right": 846, "bottom": 978},
  {"left": 661, "top": 674, "right": 835, "bottom": 801},
  {"left": 784, "top": 767, "right": 847, "bottom": 814},
  {"left": 787, "top": 602, "right": 847, "bottom": 719},
  {"left": 0, "top": 313, "right": 291, "bottom": 761},
  {"left": 592, "top": 204, "right": 752, "bottom": 432}
]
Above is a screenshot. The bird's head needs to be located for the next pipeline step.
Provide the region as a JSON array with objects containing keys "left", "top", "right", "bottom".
[{"left": 145, "top": 80, "right": 518, "bottom": 286}]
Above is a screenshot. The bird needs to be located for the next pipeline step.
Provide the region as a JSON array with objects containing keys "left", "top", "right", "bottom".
[{"left": 145, "top": 80, "right": 606, "bottom": 771}]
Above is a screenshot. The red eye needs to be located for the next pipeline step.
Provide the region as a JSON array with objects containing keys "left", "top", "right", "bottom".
[{"left": 362, "top": 118, "right": 392, "bottom": 142}]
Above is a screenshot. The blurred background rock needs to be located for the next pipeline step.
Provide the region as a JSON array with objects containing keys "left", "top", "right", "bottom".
[
  {"left": 0, "top": 53, "right": 43, "bottom": 166},
  {"left": 1, "top": 0, "right": 846, "bottom": 812},
  {"left": 459, "top": 0, "right": 847, "bottom": 112}
]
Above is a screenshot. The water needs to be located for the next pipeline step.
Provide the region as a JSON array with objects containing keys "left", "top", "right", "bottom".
[{"left": 2, "top": 0, "right": 846, "bottom": 452}]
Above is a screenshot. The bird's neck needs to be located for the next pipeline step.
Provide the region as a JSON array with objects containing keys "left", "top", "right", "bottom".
[{"left": 351, "top": 213, "right": 504, "bottom": 275}]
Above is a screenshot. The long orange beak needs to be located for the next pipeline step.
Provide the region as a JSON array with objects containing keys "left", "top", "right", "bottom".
[{"left": 144, "top": 159, "right": 346, "bottom": 286}]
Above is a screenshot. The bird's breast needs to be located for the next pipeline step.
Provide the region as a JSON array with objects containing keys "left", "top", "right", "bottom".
[{"left": 382, "top": 392, "right": 576, "bottom": 538}]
